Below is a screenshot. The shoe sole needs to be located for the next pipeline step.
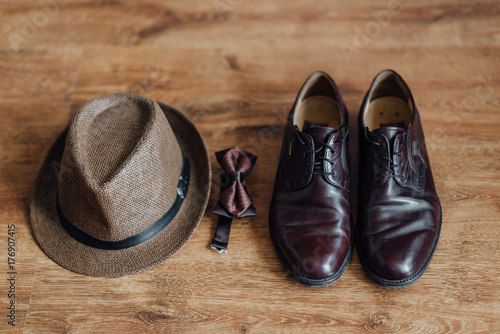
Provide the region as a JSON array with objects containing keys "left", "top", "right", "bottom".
[
  {"left": 269, "top": 220, "right": 353, "bottom": 288},
  {"left": 356, "top": 201, "right": 442, "bottom": 288}
]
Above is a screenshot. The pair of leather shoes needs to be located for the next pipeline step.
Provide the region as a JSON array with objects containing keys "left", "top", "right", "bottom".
[{"left": 269, "top": 70, "right": 441, "bottom": 288}]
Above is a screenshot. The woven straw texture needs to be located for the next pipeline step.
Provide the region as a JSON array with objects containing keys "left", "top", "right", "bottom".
[{"left": 30, "top": 93, "right": 211, "bottom": 277}]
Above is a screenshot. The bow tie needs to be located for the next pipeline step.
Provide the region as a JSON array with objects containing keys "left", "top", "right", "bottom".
[{"left": 211, "top": 147, "right": 257, "bottom": 253}]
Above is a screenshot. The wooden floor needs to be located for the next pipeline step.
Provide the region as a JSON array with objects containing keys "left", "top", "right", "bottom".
[{"left": 1, "top": 0, "right": 499, "bottom": 333}]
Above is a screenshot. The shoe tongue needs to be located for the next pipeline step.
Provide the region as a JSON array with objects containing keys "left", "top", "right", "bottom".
[
  {"left": 372, "top": 126, "right": 403, "bottom": 145},
  {"left": 302, "top": 126, "right": 337, "bottom": 143}
]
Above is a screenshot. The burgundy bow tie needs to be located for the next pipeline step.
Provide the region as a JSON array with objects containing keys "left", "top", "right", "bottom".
[
  {"left": 219, "top": 147, "right": 255, "bottom": 217},
  {"left": 212, "top": 147, "right": 257, "bottom": 253}
]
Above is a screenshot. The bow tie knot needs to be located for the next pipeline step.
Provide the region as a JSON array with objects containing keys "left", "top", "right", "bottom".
[{"left": 220, "top": 171, "right": 245, "bottom": 188}]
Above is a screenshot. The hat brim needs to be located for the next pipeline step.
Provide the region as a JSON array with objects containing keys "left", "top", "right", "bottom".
[{"left": 30, "top": 102, "right": 211, "bottom": 277}]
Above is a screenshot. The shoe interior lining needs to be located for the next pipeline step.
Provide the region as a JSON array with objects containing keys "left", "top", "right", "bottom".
[
  {"left": 365, "top": 97, "right": 413, "bottom": 131},
  {"left": 363, "top": 71, "right": 414, "bottom": 131},
  {"left": 293, "top": 72, "right": 342, "bottom": 131},
  {"left": 294, "top": 96, "right": 342, "bottom": 130}
]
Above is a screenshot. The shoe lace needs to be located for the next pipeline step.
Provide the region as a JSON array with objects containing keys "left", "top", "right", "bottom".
[
  {"left": 364, "top": 126, "right": 409, "bottom": 179},
  {"left": 294, "top": 125, "right": 348, "bottom": 176}
]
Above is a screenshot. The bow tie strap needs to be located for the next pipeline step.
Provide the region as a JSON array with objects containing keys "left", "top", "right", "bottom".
[{"left": 211, "top": 147, "right": 257, "bottom": 253}]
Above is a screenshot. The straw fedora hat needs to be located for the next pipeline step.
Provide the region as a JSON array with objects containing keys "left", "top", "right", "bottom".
[{"left": 30, "top": 93, "right": 211, "bottom": 277}]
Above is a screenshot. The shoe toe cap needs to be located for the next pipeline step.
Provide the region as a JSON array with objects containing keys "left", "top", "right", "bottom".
[
  {"left": 363, "top": 227, "right": 438, "bottom": 282},
  {"left": 278, "top": 231, "right": 351, "bottom": 281},
  {"left": 368, "top": 250, "right": 422, "bottom": 281}
]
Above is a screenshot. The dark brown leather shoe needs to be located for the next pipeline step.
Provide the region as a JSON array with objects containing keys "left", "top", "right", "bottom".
[
  {"left": 357, "top": 70, "right": 441, "bottom": 288},
  {"left": 269, "top": 72, "right": 352, "bottom": 287}
]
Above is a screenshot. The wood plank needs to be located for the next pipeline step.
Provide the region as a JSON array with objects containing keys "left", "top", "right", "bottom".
[
  {"left": 0, "top": 0, "right": 499, "bottom": 332},
  {"left": 0, "top": 1, "right": 499, "bottom": 49}
]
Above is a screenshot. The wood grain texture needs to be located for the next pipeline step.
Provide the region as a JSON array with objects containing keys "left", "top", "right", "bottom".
[{"left": 0, "top": 0, "right": 499, "bottom": 332}]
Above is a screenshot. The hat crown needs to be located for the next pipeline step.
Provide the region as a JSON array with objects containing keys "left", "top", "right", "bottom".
[{"left": 58, "top": 94, "right": 183, "bottom": 241}]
